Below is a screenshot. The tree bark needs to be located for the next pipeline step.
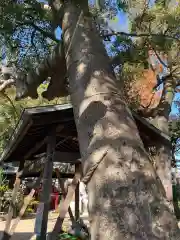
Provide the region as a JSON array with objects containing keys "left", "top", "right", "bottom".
[
  {"left": 150, "top": 78, "right": 175, "bottom": 202},
  {"left": 61, "top": 1, "right": 179, "bottom": 239},
  {"left": 138, "top": 77, "right": 175, "bottom": 200},
  {"left": 152, "top": 77, "right": 176, "bottom": 134},
  {"left": 153, "top": 143, "right": 173, "bottom": 202}
]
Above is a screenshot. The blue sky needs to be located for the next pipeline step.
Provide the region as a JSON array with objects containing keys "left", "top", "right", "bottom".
[
  {"left": 55, "top": 8, "right": 129, "bottom": 39},
  {"left": 108, "top": 12, "right": 129, "bottom": 33}
]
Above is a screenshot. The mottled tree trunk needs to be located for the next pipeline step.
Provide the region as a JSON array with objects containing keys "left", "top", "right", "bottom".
[
  {"left": 139, "top": 76, "right": 175, "bottom": 201},
  {"left": 60, "top": 1, "right": 180, "bottom": 239},
  {"left": 152, "top": 78, "right": 175, "bottom": 201},
  {"left": 154, "top": 143, "right": 173, "bottom": 202}
]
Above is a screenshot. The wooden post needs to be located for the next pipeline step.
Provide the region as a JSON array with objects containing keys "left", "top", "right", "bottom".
[
  {"left": 75, "top": 164, "right": 80, "bottom": 221},
  {"left": 9, "top": 175, "right": 42, "bottom": 236},
  {"left": 2, "top": 160, "right": 25, "bottom": 240},
  {"left": 50, "top": 165, "right": 81, "bottom": 240},
  {"left": 55, "top": 168, "right": 75, "bottom": 223},
  {"left": 34, "top": 129, "right": 56, "bottom": 240}
]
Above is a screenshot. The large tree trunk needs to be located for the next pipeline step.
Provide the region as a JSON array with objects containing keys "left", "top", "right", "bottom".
[{"left": 61, "top": 1, "right": 179, "bottom": 239}]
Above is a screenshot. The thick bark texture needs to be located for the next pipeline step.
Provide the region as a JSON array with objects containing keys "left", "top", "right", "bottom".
[
  {"left": 147, "top": 141, "right": 173, "bottom": 202},
  {"left": 138, "top": 77, "right": 175, "bottom": 201},
  {"left": 61, "top": 1, "right": 179, "bottom": 239},
  {"left": 146, "top": 79, "right": 174, "bottom": 201},
  {"left": 153, "top": 143, "right": 173, "bottom": 202},
  {"left": 40, "top": 43, "right": 68, "bottom": 100},
  {"left": 152, "top": 77, "right": 176, "bottom": 134}
]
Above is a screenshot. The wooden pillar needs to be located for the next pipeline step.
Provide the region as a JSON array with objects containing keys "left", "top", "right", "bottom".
[
  {"left": 34, "top": 129, "right": 56, "bottom": 240},
  {"left": 9, "top": 175, "right": 42, "bottom": 236},
  {"left": 2, "top": 160, "right": 25, "bottom": 240},
  {"left": 75, "top": 164, "right": 80, "bottom": 221},
  {"left": 55, "top": 168, "right": 75, "bottom": 222},
  {"left": 50, "top": 165, "right": 81, "bottom": 240}
]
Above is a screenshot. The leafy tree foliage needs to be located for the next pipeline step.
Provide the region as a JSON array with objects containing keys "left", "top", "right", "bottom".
[
  {"left": 0, "top": 0, "right": 55, "bottom": 68},
  {"left": 0, "top": 86, "right": 70, "bottom": 153}
]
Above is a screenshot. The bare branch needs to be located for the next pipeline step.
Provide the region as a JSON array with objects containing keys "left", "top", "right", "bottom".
[
  {"left": 0, "top": 79, "right": 14, "bottom": 92},
  {"left": 149, "top": 45, "right": 169, "bottom": 69},
  {"left": 16, "top": 20, "right": 59, "bottom": 42},
  {"left": 15, "top": 42, "right": 68, "bottom": 101},
  {"left": 152, "top": 73, "right": 171, "bottom": 90},
  {"left": 101, "top": 31, "right": 180, "bottom": 42}
]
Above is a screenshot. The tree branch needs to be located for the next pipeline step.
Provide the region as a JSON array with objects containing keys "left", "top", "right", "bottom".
[
  {"left": 0, "top": 79, "right": 14, "bottom": 92},
  {"left": 110, "top": 55, "right": 124, "bottom": 67},
  {"left": 101, "top": 31, "right": 180, "bottom": 42},
  {"left": 152, "top": 73, "right": 171, "bottom": 90},
  {"left": 149, "top": 45, "right": 169, "bottom": 69},
  {"left": 15, "top": 42, "right": 68, "bottom": 101},
  {"left": 48, "top": 0, "right": 64, "bottom": 28},
  {"left": 0, "top": 41, "right": 68, "bottom": 100},
  {"left": 16, "top": 20, "right": 59, "bottom": 42}
]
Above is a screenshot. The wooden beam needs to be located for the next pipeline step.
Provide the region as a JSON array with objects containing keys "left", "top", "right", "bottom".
[
  {"left": 20, "top": 171, "right": 75, "bottom": 179},
  {"left": 2, "top": 160, "right": 25, "bottom": 240},
  {"left": 55, "top": 169, "right": 75, "bottom": 223},
  {"left": 2, "top": 178, "right": 21, "bottom": 240},
  {"left": 9, "top": 175, "right": 42, "bottom": 237},
  {"left": 34, "top": 129, "right": 56, "bottom": 240},
  {"left": 4, "top": 171, "right": 75, "bottom": 179},
  {"left": 53, "top": 151, "right": 80, "bottom": 163},
  {"left": 24, "top": 136, "right": 48, "bottom": 160},
  {"left": 26, "top": 151, "right": 80, "bottom": 163},
  {"left": 0, "top": 118, "right": 32, "bottom": 164},
  {"left": 50, "top": 164, "right": 81, "bottom": 240},
  {"left": 75, "top": 164, "right": 80, "bottom": 221}
]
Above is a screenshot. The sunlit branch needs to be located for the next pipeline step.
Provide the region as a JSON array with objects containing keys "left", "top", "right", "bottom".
[{"left": 0, "top": 79, "right": 14, "bottom": 92}]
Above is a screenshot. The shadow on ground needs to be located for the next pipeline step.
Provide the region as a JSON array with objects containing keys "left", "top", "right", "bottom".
[{"left": 0, "top": 231, "right": 34, "bottom": 240}]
